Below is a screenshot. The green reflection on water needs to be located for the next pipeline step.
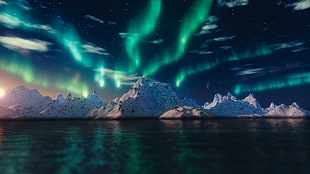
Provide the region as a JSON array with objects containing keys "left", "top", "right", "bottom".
[
  {"left": 174, "top": 129, "right": 205, "bottom": 174},
  {"left": 0, "top": 131, "right": 33, "bottom": 174}
]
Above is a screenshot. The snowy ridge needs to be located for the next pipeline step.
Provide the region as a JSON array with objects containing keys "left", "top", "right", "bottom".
[
  {"left": 0, "top": 79, "right": 309, "bottom": 119},
  {"left": 203, "top": 92, "right": 264, "bottom": 116},
  {"left": 203, "top": 92, "right": 310, "bottom": 117},
  {"left": 40, "top": 98, "right": 97, "bottom": 119},
  {"left": 264, "top": 102, "right": 278, "bottom": 113},
  {"left": 265, "top": 102, "right": 310, "bottom": 117}
]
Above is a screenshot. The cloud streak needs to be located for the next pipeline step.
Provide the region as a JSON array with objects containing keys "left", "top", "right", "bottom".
[
  {"left": 0, "top": 36, "right": 52, "bottom": 52},
  {"left": 84, "top": 14, "right": 117, "bottom": 25},
  {"left": 213, "top": 35, "right": 236, "bottom": 42},
  {"left": 235, "top": 68, "right": 265, "bottom": 76},
  {"left": 196, "top": 16, "right": 218, "bottom": 36},
  {"left": 82, "top": 43, "right": 111, "bottom": 56},
  {"left": 0, "top": 0, "right": 7, "bottom": 6},
  {"left": 147, "top": 39, "right": 164, "bottom": 44},
  {"left": 0, "top": 13, "right": 54, "bottom": 33},
  {"left": 190, "top": 49, "right": 213, "bottom": 55},
  {"left": 217, "top": 0, "right": 249, "bottom": 8},
  {"left": 84, "top": 15, "right": 104, "bottom": 24},
  {"left": 270, "top": 41, "right": 305, "bottom": 52},
  {"left": 93, "top": 67, "right": 140, "bottom": 87},
  {"left": 286, "top": 0, "right": 310, "bottom": 11}
]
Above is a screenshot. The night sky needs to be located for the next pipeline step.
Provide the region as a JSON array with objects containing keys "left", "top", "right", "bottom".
[{"left": 0, "top": 0, "right": 309, "bottom": 108}]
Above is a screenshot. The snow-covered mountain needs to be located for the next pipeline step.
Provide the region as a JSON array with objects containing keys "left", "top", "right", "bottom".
[
  {"left": 265, "top": 102, "right": 310, "bottom": 117},
  {"left": 0, "top": 80, "right": 309, "bottom": 119},
  {"left": 92, "top": 77, "right": 198, "bottom": 118},
  {"left": 39, "top": 91, "right": 107, "bottom": 118},
  {"left": 203, "top": 92, "right": 310, "bottom": 117},
  {"left": 203, "top": 92, "right": 264, "bottom": 116},
  {"left": 0, "top": 86, "right": 53, "bottom": 113}
]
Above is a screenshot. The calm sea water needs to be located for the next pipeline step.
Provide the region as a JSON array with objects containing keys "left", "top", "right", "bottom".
[{"left": 0, "top": 119, "right": 310, "bottom": 174}]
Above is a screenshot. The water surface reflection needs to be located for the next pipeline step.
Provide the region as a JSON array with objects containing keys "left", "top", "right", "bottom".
[{"left": 0, "top": 119, "right": 309, "bottom": 174}]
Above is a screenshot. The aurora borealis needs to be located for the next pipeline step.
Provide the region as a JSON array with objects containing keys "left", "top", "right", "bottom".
[{"left": 0, "top": 0, "right": 309, "bottom": 108}]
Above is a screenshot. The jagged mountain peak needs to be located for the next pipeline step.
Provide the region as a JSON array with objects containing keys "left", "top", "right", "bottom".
[
  {"left": 94, "top": 77, "right": 197, "bottom": 118},
  {"left": 55, "top": 93, "right": 65, "bottom": 104}
]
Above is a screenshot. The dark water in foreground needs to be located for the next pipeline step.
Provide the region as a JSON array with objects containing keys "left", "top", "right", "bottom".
[{"left": 0, "top": 119, "right": 310, "bottom": 174}]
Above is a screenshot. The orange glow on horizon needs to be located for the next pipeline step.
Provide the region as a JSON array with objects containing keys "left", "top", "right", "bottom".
[{"left": 0, "top": 88, "right": 5, "bottom": 98}]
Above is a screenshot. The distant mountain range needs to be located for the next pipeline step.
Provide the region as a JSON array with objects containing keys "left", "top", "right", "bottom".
[{"left": 0, "top": 77, "right": 309, "bottom": 119}]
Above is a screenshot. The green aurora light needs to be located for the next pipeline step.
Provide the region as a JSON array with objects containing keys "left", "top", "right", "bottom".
[
  {"left": 175, "top": 45, "right": 272, "bottom": 87},
  {"left": 143, "top": 0, "right": 214, "bottom": 76},
  {"left": 234, "top": 72, "right": 310, "bottom": 95},
  {"left": 0, "top": 56, "right": 90, "bottom": 97},
  {"left": 126, "top": 0, "right": 162, "bottom": 72}
]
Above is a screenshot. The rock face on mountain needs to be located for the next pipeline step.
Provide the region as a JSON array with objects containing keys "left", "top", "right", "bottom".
[
  {"left": 264, "top": 102, "right": 278, "bottom": 113},
  {"left": 86, "top": 91, "right": 108, "bottom": 106},
  {"left": 91, "top": 77, "right": 198, "bottom": 118},
  {"left": 39, "top": 98, "right": 97, "bottom": 119},
  {"left": 55, "top": 93, "right": 65, "bottom": 104},
  {"left": 203, "top": 93, "right": 265, "bottom": 116},
  {"left": 0, "top": 105, "right": 36, "bottom": 119},
  {"left": 160, "top": 106, "right": 211, "bottom": 119},
  {"left": 265, "top": 102, "right": 310, "bottom": 117},
  {"left": 0, "top": 86, "right": 53, "bottom": 113}
]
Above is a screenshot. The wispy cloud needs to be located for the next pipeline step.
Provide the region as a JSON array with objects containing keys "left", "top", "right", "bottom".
[
  {"left": 118, "top": 32, "right": 142, "bottom": 39},
  {"left": 84, "top": 14, "right": 117, "bottom": 25},
  {"left": 84, "top": 15, "right": 104, "bottom": 24},
  {"left": 220, "top": 46, "right": 233, "bottom": 50},
  {"left": 0, "top": 0, "right": 7, "bottom": 6},
  {"left": 286, "top": 0, "right": 310, "bottom": 11},
  {"left": 0, "top": 36, "right": 52, "bottom": 52},
  {"left": 213, "top": 36, "right": 236, "bottom": 42},
  {"left": 82, "top": 43, "right": 110, "bottom": 56},
  {"left": 93, "top": 68, "right": 140, "bottom": 86},
  {"left": 118, "top": 32, "right": 128, "bottom": 38},
  {"left": 270, "top": 41, "right": 304, "bottom": 51},
  {"left": 196, "top": 24, "right": 218, "bottom": 36},
  {"left": 190, "top": 50, "right": 214, "bottom": 55},
  {"left": 196, "top": 16, "right": 218, "bottom": 36},
  {"left": 198, "top": 36, "right": 235, "bottom": 50},
  {"left": 0, "top": 13, "right": 54, "bottom": 33},
  {"left": 218, "top": 0, "right": 249, "bottom": 8},
  {"left": 147, "top": 39, "right": 164, "bottom": 44},
  {"left": 106, "top": 21, "right": 117, "bottom": 25},
  {"left": 5, "top": 0, "right": 32, "bottom": 10},
  {"left": 18, "top": 0, "right": 32, "bottom": 11},
  {"left": 291, "top": 47, "right": 308, "bottom": 53},
  {"left": 236, "top": 68, "right": 265, "bottom": 76}
]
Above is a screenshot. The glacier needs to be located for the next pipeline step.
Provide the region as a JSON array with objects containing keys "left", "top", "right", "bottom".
[{"left": 0, "top": 77, "right": 309, "bottom": 119}]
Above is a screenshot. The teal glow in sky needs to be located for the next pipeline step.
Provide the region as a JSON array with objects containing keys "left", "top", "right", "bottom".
[
  {"left": 143, "top": 0, "right": 214, "bottom": 76},
  {"left": 175, "top": 45, "right": 272, "bottom": 87},
  {"left": 0, "top": 0, "right": 309, "bottom": 108},
  {"left": 234, "top": 72, "right": 310, "bottom": 95},
  {"left": 126, "top": 0, "right": 161, "bottom": 72}
]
